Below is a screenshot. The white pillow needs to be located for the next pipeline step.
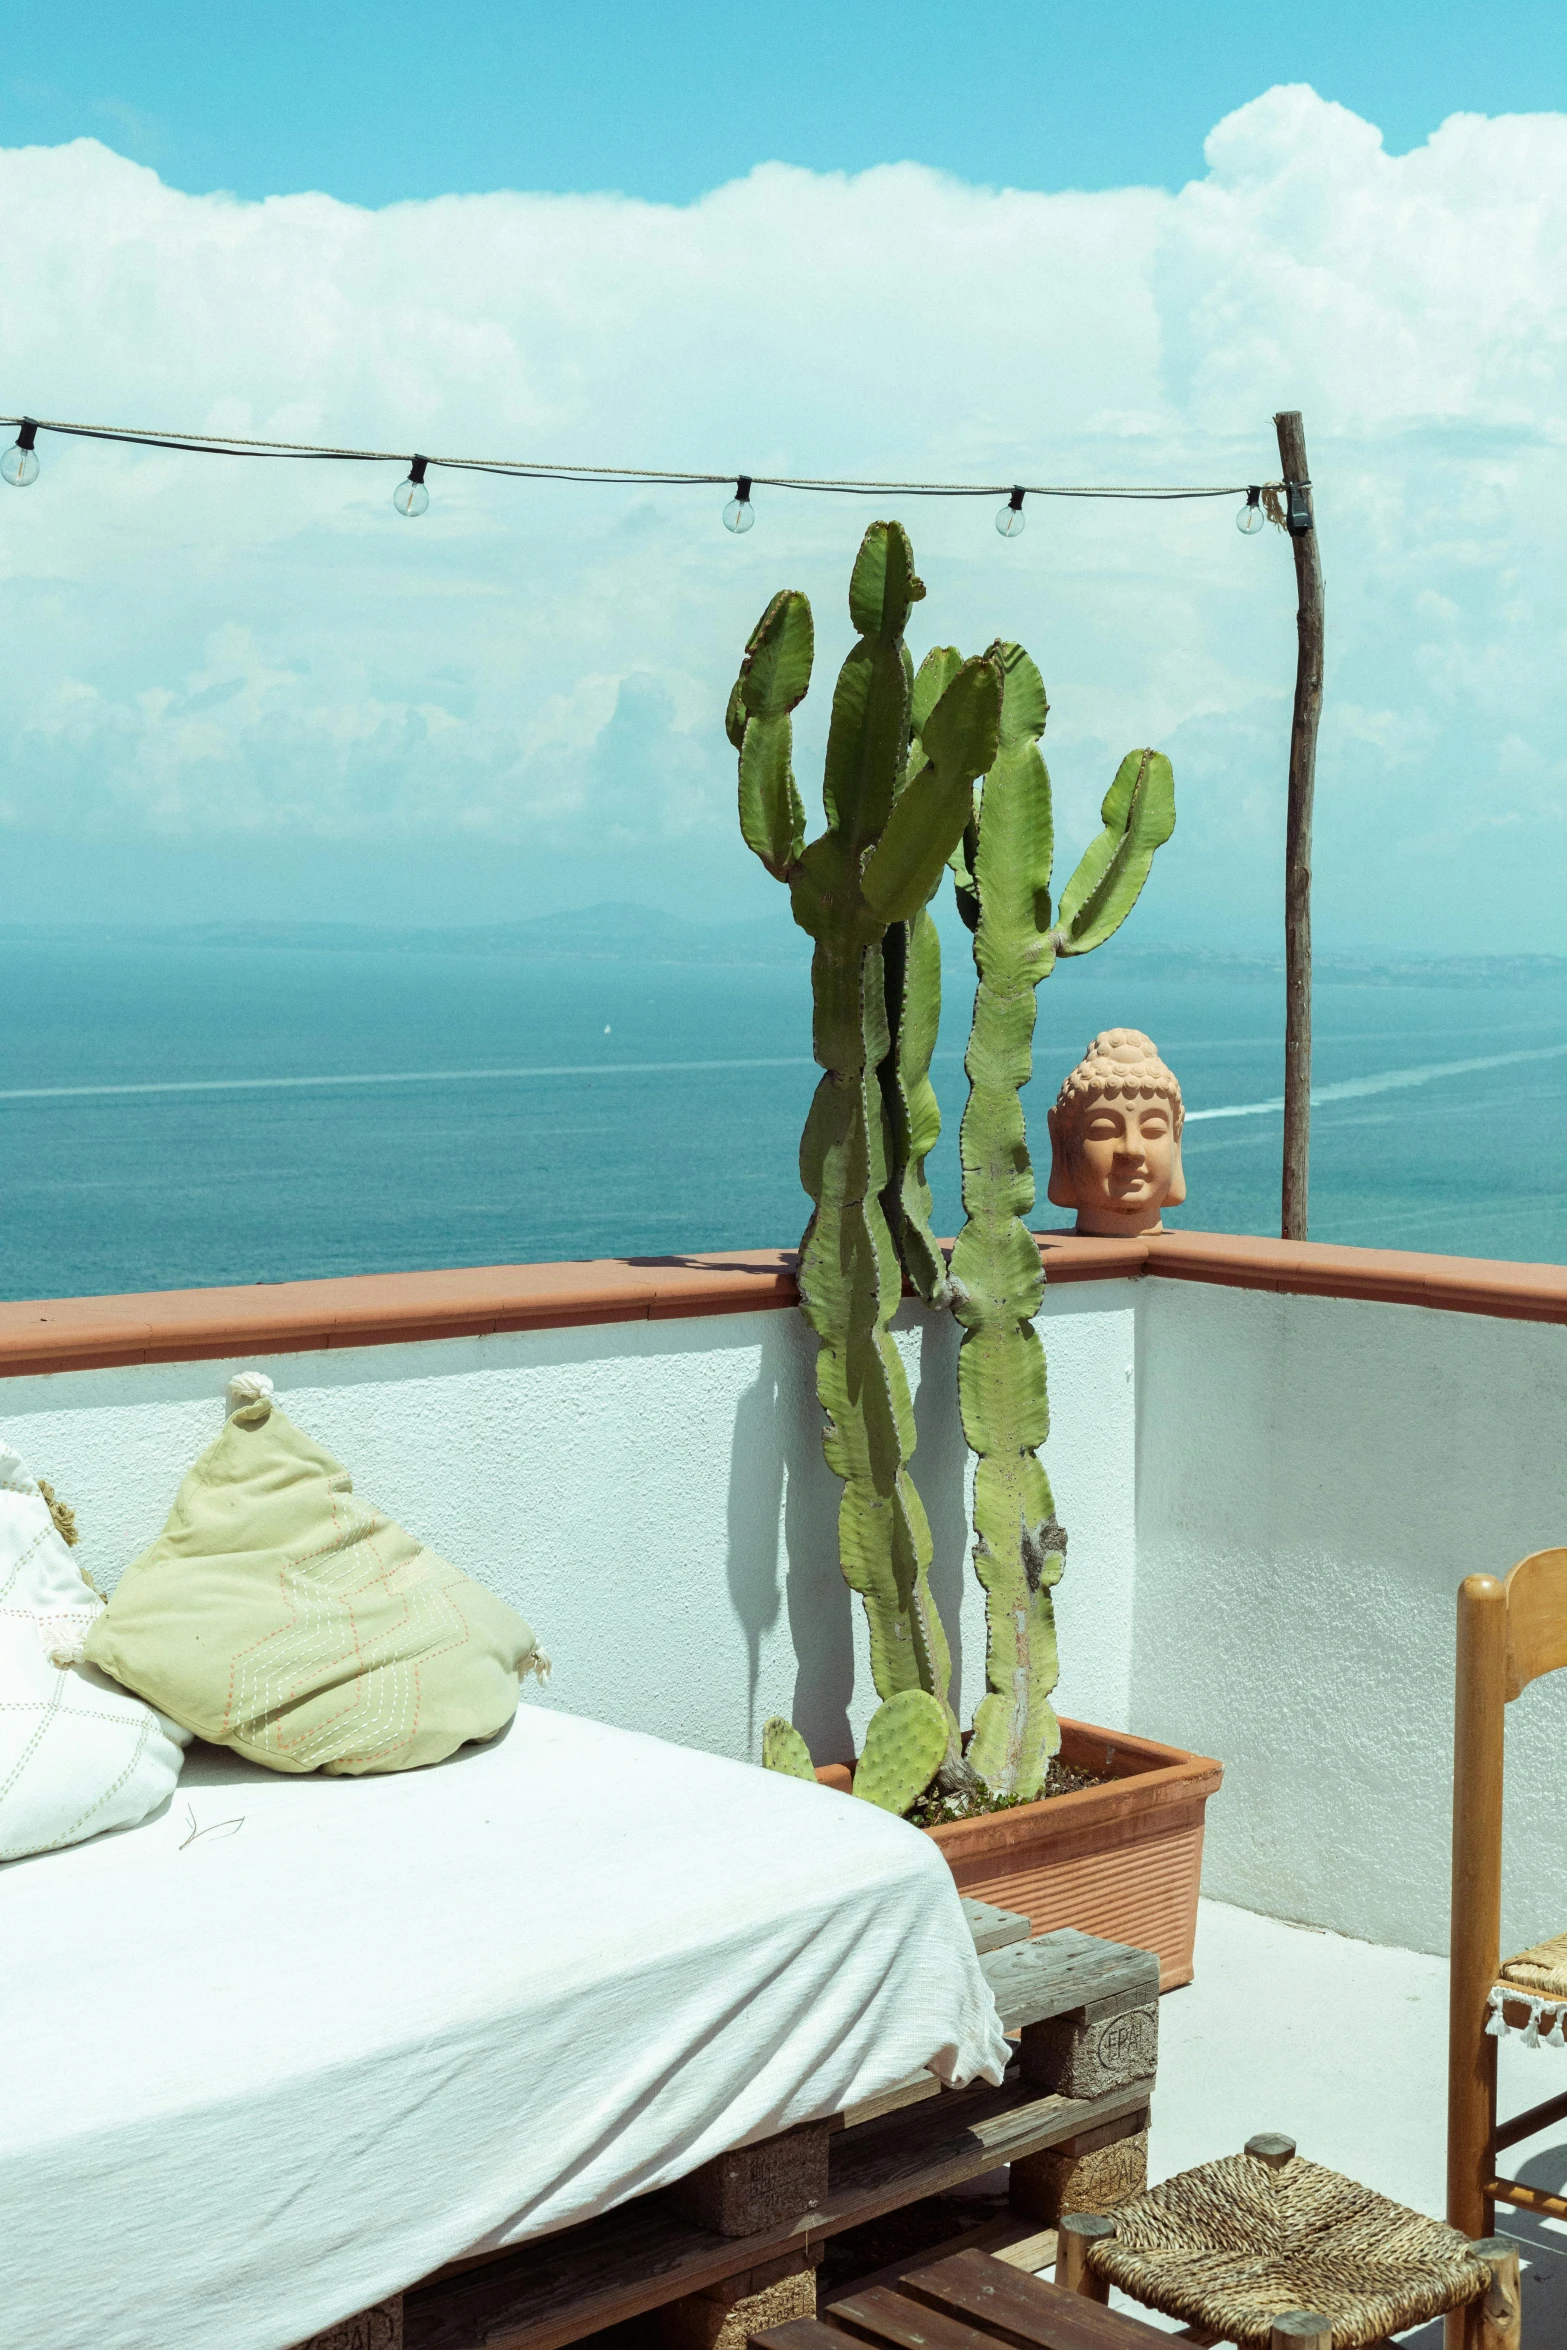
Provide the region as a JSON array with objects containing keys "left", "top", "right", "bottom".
[{"left": 1, "top": 1440, "right": 189, "bottom": 1863}]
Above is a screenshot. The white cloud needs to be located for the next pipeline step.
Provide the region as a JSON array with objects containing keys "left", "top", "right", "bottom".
[{"left": 1, "top": 85, "right": 1565, "bottom": 945}]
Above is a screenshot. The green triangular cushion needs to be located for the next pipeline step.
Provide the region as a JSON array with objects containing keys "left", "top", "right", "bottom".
[{"left": 85, "top": 1385, "right": 544, "bottom": 1775}]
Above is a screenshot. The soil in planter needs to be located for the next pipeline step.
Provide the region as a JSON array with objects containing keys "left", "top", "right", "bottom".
[{"left": 906, "top": 1752, "right": 1108, "bottom": 1829}]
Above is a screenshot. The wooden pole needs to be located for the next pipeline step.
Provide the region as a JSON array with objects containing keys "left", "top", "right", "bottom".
[
  {"left": 1447, "top": 1576, "right": 1508, "bottom": 2245},
  {"left": 1275, "top": 410, "right": 1324, "bottom": 1242}
]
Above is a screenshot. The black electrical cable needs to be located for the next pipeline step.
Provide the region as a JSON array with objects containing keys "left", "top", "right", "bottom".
[{"left": 0, "top": 412, "right": 1275, "bottom": 503}]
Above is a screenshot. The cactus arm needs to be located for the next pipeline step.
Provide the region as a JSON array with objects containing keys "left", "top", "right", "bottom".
[
  {"left": 916, "top": 643, "right": 976, "bottom": 904},
  {"left": 762, "top": 1717, "right": 818, "bottom": 1781},
  {"left": 861, "top": 654, "right": 1001, "bottom": 924},
  {"left": 879, "top": 903, "right": 949, "bottom": 1309},
  {"left": 1052, "top": 748, "right": 1175, "bottom": 956},
  {"left": 820, "top": 639, "right": 907, "bottom": 849},
  {"left": 939, "top": 641, "right": 1019, "bottom": 931},
  {"left": 749, "top": 523, "right": 951, "bottom": 1727},
  {"left": 849, "top": 518, "right": 925, "bottom": 641},
  {"left": 860, "top": 648, "right": 1001, "bottom": 1313},
  {"left": 739, "top": 719, "right": 808, "bottom": 879},
  {"left": 800, "top": 940, "right": 952, "bottom": 1708},
  {"left": 823, "top": 527, "right": 925, "bottom": 846},
  {"left": 852, "top": 1689, "right": 949, "bottom": 1813},
  {"left": 868, "top": 643, "right": 985, "bottom": 1314},
  {"left": 734, "top": 590, "right": 813, "bottom": 878},
  {"left": 949, "top": 645, "right": 1066, "bottom": 1800},
  {"left": 738, "top": 588, "right": 815, "bottom": 722},
  {"left": 911, "top": 644, "right": 964, "bottom": 742}
]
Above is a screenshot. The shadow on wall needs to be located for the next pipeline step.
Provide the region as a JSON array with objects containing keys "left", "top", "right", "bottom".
[
  {"left": 725, "top": 1313, "right": 847, "bottom": 1759},
  {"left": 724, "top": 1300, "right": 969, "bottom": 1768}
]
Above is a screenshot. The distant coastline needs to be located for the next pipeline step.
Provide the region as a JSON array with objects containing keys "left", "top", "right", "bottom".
[{"left": 0, "top": 905, "right": 1563, "bottom": 991}]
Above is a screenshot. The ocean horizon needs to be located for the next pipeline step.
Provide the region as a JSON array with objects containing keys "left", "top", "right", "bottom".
[{"left": 4, "top": 909, "right": 1566, "bottom": 1302}]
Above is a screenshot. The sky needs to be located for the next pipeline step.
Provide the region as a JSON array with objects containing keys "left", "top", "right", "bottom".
[
  {"left": 1, "top": 6, "right": 1565, "bottom": 950},
  {"left": 7, "top": 2, "right": 1565, "bottom": 209}
]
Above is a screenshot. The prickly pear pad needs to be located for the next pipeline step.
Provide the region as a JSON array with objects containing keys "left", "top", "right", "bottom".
[{"left": 854, "top": 1689, "right": 950, "bottom": 1813}]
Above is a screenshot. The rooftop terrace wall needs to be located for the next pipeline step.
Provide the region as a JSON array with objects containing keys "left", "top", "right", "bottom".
[
  {"left": 4, "top": 1233, "right": 1565, "bottom": 1961},
  {"left": 0, "top": 1266, "right": 1138, "bottom": 1779},
  {"left": 1133, "top": 1276, "right": 1567, "bottom": 1961}
]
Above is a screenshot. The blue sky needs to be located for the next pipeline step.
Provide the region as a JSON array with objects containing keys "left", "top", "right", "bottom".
[
  {"left": 6, "top": 1, "right": 1564, "bottom": 207},
  {"left": 1, "top": 10, "right": 1565, "bottom": 950}
]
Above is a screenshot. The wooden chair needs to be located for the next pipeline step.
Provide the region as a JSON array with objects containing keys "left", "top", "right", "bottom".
[{"left": 1448, "top": 1550, "right": 1567, "bottom": 2346}]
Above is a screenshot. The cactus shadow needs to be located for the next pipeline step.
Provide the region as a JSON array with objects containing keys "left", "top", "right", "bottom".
[{"left": 724, "top": 1312, "right": 855, "bottom": 1767}]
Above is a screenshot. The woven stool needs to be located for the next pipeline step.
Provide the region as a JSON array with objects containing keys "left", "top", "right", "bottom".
[{"left": 1057, "top": 2135, "right": 1520, "bottom": 2349}]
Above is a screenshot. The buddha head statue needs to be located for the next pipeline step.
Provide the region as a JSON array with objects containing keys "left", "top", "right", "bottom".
[{"left": 1047, "top": 1028, "right": 1185, "bottom": 1237}]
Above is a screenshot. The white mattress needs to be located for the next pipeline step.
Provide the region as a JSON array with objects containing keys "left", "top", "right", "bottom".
[{"left": 2, "top": 1705, "right": 1010, "bottom": 2350}]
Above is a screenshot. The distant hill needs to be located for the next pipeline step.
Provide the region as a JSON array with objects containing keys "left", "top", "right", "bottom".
[
  {"left": 0, "top": 903, "right": 811, "bottom": 968},
  {"left": 1, "top": 907, "right": 1565, "bottom": 988},
  {"left": 1113, "top": 942, "right": 1567, "bottom": 990}
]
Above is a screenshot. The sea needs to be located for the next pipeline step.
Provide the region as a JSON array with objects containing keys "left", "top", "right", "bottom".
[{"left": 4, "top": 915, "right": 1567, "bottom": 1302}]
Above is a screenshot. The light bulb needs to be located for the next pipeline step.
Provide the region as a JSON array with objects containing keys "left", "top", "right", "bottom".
[
  {"left": 3, "top": 419, "right": 40, "bottom": 488},
  {"left": 1236, "top": 489, "right": 1264, "bottom": 535},
  {"left": 723, "top": 474, "right": 754, "bottom": 534},
  {"left": 394, "top": 455, "right": 430, "bottom": 517},
  {"left": 995, "top": 486, "right": 1025, "bottom": 538}
]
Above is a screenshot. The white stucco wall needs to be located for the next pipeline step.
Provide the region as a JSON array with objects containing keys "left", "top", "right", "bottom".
[
  {"left": 1132, "top": 1279, "right": 1567, "bottom": 1960},
  {"left": 0, "top": 1279, "right": 1138, "bottom": 1771},
  {"left": 12, "top": 1265, "right": 1557, "bottom": 1959}
]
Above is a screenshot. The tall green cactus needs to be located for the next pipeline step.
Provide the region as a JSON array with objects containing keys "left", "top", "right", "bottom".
[
  {"left": 951, "top": 644, "right": 1174, "bottom": 1798},
  {"left": 730, "top": 526, "right": 1001, "bottom": 1726}
]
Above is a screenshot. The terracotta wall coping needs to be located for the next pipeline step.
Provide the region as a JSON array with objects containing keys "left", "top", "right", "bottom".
[
  {"left": 1132, "top": 1230, "right": 1567, "bottom": 1323},
  {"left": 2, "top": 1228, "right": 1565, "bottom": 1379},
  {"left": 0, "top": 1253, "right": 800, "bottom": 1380}
]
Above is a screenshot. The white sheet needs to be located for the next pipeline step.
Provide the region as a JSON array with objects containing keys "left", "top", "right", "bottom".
[{"left": 2, "top": 1705, "right": 1009, "bottom": 2350}]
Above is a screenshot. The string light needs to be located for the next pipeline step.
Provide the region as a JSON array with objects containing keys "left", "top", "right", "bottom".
[
  {"left": 393, "top": 455, "right": 430, "bottom": 518},
  {"left": 0, "top": 411, "right": 1284, "bottom": 537},
  {"left": 1236, "top": 485, "right": 1264, "bottom": 535},
  {"left": 995, "top": 485, "right": 1026, "bottom": 539},
  {"left": 1, "top": 418, "right": 39, "bottom": 488}
]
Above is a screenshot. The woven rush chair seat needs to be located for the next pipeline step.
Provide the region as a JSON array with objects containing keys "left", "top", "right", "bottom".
[
  {"left": 1086, "top": 2140, "right": 1491, "bottom": 2349},
  {"left": 1488, "top": 1929, "right": 1567, "bottom": 2045},
  {"left": 1500, "top": 1932, "right": 1567, "bottom": 1994}
]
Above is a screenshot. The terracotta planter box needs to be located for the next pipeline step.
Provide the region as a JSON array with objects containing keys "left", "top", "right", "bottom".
[{"left": 818, "top": 1716, "right": 1222, "bottom": 1992}]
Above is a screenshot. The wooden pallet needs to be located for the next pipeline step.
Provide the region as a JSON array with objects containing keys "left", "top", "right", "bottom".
[
  {"left": 399, "top": 1910, "right": 1159, "bottom": 2350},
  {"left": 758, "top": 2245, "right": 1169, "bottom": 2350}
]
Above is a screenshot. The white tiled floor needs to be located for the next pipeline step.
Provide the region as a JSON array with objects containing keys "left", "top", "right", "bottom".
[{"left": 1134, "top": 1900, "right": 1567, "bottom": 2342}]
